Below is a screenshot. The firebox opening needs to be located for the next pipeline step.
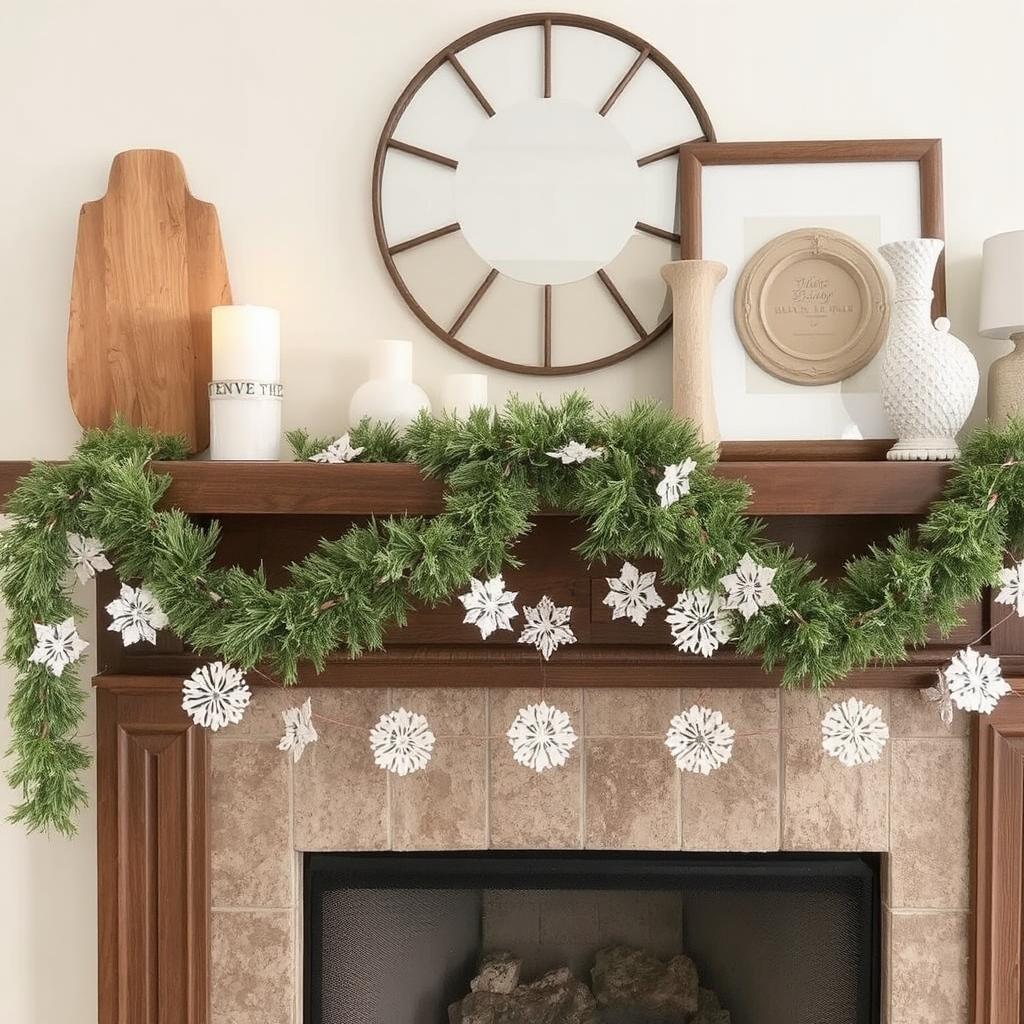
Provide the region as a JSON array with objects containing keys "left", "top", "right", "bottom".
[{"left": 304, "top": 850, "right": 880, "bottom": 1024}]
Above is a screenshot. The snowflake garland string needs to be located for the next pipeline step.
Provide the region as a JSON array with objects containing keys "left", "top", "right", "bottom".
[
  {"left": 459, "top": 574, "right": 519, "bottom": 639},
  {"left": 28, "top": 618, "right": 89, "bottom": 677},
  {"left": 995, "top": 560, "right": 1024, "bottom": 617},
  {"left": 603, "top": 562, "right": 664, "bottom": 626},
  {"left": 105, "top": 583, "right": 168, "bottom": 646},
  {"left": 921, "top": 670, "right": 954, "bottom": 727},
  {"left": 308, "top": 433, "right": 365, "bottom": 464},
  {"left": 546, "top": 440, "right": 604, "bottom": 464},
  {"left": 518, "top": 597, "right": 575, "bottom": 659},
  {"left": 66, "top": 532, "right": 111, "bottom": 585},
  {"left": 370, "top": 707, "right": 436, "bottom": 775},
  {"left": 944, "top": 646, "right": 1010, "bottom": 714},
  {"left": 665, "top": 705, "right": 735, "bottom": 775},
  {"left": 278, "top": 697, "right": 319, "bottom": 762},
  {"left": 507, "top": 701, "right": 578, "bottom": 772},
  {"left": 666, "top": 589, "right": 733, "bottom": 657},
  {"left": 721, "top": 553, "right": 780, "bottom": 620},
  {"left": 656, "top": 458, "right": 697, "bottom": 508},
  {"left": 181, "top": 661, "right": 251, "bottom": 731},
  {"left": 821, "top": 697, "right": 889, "bottom": 767}
]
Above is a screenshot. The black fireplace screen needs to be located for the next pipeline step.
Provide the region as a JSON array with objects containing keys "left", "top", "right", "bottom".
[{"left": 304, "top": 851, "right": 879, "bottom": 1024}]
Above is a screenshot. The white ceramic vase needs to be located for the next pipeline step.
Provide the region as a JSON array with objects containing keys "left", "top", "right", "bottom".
[
  {"left": 348, "top": 339, "right": 431, "bottom": 430},
  {"left": 878, "top": 239, "right": 978, "bottom": 460}
]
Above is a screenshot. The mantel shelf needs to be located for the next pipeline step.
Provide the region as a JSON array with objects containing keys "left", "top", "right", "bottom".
[{"left": 0, "top": 458, "right": 953, "bottom": 517}]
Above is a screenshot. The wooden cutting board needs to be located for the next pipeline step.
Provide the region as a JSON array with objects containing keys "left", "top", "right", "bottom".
[{"left": 67, "top": 149, "right": 231, "bottom": 453}]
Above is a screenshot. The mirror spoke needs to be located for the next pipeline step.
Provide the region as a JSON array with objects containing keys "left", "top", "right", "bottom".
[
  {"left": 388, "top": 223, "right": 461, "bottom": 256},
  {"left": 636, "top": 221, "right": 681, "bottom": 244},
  {"left": 446, "top": 51, "right": 496, "bottom": 117},
  {"left": 596, "top": 269, "right": 645, "bottom": 338},
  {"left": 638, "top": 137, "right": 707, "bottom": 167},
  {"left": 450, "top": 269, "right": 500, "bottom": 335},
  {"left": 598, "top": 48, "right": 650, "bottom": 117},
  {"left": 388, "top": 139, "right": 459, "bottom": 170},
  {"left": 543, "top": 285, "right": 552, "bottom": 366},
  {"left": 543, "top": 19, "right": 552, "bottom": 98}
]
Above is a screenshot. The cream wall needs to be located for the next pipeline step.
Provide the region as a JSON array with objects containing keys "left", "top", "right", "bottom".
[{"left": 0, "top": 0, "right": 1020, "bottom": 1019}]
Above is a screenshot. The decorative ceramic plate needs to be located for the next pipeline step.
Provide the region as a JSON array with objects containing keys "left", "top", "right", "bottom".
[{"left": 733, "top": 227, "right": 890, "bottom": 386}]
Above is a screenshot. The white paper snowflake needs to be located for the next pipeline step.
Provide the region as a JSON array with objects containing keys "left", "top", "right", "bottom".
[
  {"left": 656, "top": 458, "right": 697, "bottom": 508},
  {"left": 995, "top": 561, "right": 1024, "bottom": 617},
  {"left": 721, "top": 553, "right": 780, "bottom": 620},
  {"left": 666, "top": 589, "right": 733, "bottom": 657},
  {"left": 308, "top": 433, "right": 365, "bottom": 463},
  {"left": 944, "top": 646, "right": 1011, "bottom": 714},
  {"left": 369, "top": 708, "right": 436, "bottom": 776},
  {"left": 181, "top": 661, "right": 251, "bottom": 731},
  {"left": 459, "top": 574, "right": 518, "bottom": 639},
  {"left": 922, "top": 670, "right": 954, "bottom": 727},
  {"left": 507, "top": 701, "right": 578, "bottom": 772},
  {"left": 105, "top": 583, "right": 169, "bottom": 646},
  {"left": 518, "top": 596, "right": 575, "bottom": 659},
  {"left": 66, "top": 532, "right": 112, "bottom": 585},
  {"left": 603, "top": 562, "right": 664, "bottom": 626},
  {"left": 821, "top": 697, "right": 889, "bottom": 767},
  {"left": 28, "top": 618, "right": 89, "bottom": 677},
  {"left": 278, "top": 697, "right": 319, "bottom": 762},
  {"left": 665, "top": 705, "right": 735, "bottom": 775},
  {"left": 546, "top": 440, "right": 604, "bottom": 464}
]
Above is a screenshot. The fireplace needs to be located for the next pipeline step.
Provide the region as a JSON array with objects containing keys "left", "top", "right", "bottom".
[{"left": 304, "top": 851, "right": 880, "bottom": 1024}]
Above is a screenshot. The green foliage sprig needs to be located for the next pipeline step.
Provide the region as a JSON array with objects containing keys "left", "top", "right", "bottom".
[{"left": 5, "top": 395, "right": 1024, "bottom": 835}]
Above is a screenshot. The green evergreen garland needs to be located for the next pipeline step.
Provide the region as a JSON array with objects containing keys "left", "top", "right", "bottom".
[{"left": 4, "top": 393, "right": 1024, "bottom": 835}]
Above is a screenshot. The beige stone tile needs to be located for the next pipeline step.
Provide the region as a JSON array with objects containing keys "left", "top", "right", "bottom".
[
  {"left": 391, "top": 687, "right": 485, "bottom": 736},
  {"left": 680, "top": 688, "right": 779, "bottom": 734},
  {"left": 782, "top": 733, "right": 889, "bottom": 851},
  {"left": 488, "top": 688, "right": 582, "bottom": 736},
  {"left": 585, "top": 688, "right": 680, "bottom": 736},
  {"left": 682, "top": 732, "right": 779, "bottom": 852},
  {"left": 783, "top": 687, "right": 890, "bottom": 734},
  {"left": 888, "top": 910, "right": 968, "bottom": 1024},
  {"left": 213, "top": 685, "right": 307, "bottom": 742},
  {"left": 890, "top": 738, "right": 970, "bottom": 909},
  {"left": 293, "top": 689, "right": 388, "bottom": 851},
  {"left": 889, "top": 687, "right": 969, "bottom": 737},
  {"left": 211, "top": 910, "right": 294, "bottom": 1024},
  {"left": 489, "top": 739, "right": 582, "bottom": 849},
  {"left": 391, "top": 738, "right": 487, "bottom": 850},
  {"left": 585, "top": 738, "right": 679, "bottom": 849},
  {"left": 211, "top": 740, "right": 292, "bottom": 908}
]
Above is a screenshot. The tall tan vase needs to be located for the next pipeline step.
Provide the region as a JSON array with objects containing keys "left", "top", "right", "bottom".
[{"left": 660, "top": 260, "right": 728, "bottom": 442}]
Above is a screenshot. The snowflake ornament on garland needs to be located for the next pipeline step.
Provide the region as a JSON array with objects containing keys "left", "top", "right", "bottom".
[
  {"left": 459, "top": 574, "right": 518, "bottom": 639},
  {"left": 507, "top": 701, "right": 578, "bottom": 772},
  {"left": 603, "top": 562, "right": 664, "bottom": 626},
  {"left": 944, "top": 646, "right": 1010, "bottom": 714},
  {"left": 666, "top": 589, "right": 733, "bottom": 657},
  {"left": 181, "top": 661, "right": 251, "bottom": 731},
  {"left": 721, "top": 553, "right": 780, "bottom": 620},
  {"left": 995, "top": 560, "right": 1024, "bottom": 617},
  {"left": 308, "top": 433, "right": 365, "bottom": 464},
  {"left": 821, "top": 697, "right": 889, "bottom": 767},
  {"left": 656, "top": 458, "right": 697, "bottom": 508},
  {"left": 28, "top": 618, "right": 89, "bottom": 677},
  {"left": 518, "top": 597, "right": 575, "bottom": 659},
  {"left": 370, "top": 708, "right": 436, "bottom": 776},
  {"left": 278, "top": 697, "right": 318, "bottom": 762},
  {"left": 105, "top": 583, "right": 168, "bottom": 646},
  {"left": 665, "top": 705, "right": 735, "bottom": 775},
  {"left": 546, "top": 440, "right": 604, "bottom": 464},
  {"left": 66, "top": 532, "right": 111, "bottom": 585},
  {"left": 921, "top": 670, "right": 954, "bottom": 727}
]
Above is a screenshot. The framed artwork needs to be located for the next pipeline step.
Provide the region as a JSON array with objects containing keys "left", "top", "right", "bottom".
[{"left": 679, "top": 139, "right": 944, "bottom": 443}]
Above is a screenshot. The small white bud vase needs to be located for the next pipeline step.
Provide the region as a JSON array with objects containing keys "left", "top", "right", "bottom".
[
  {"left": 878, "top": 239, "right": 978, "bottom": 461},
  {"left": 348, "top": 339, "right": 431, "bottom": 430}
]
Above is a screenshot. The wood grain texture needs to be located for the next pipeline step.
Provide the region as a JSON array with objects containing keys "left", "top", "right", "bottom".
[{"left": 67, "top": 150, "right": 231, "bottom": 453}]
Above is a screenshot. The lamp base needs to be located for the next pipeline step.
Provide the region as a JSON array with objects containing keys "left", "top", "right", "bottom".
[{"left": 988, "top": 332, "right": 1024, "bottom": 427}]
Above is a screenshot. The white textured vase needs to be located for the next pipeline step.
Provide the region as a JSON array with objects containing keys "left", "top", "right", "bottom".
[
  {"left": 878, "top": 239, "right": 978, "bottom": 460},
  {"left": 348, "top": 339, "right": 431, "bottom": 430}
]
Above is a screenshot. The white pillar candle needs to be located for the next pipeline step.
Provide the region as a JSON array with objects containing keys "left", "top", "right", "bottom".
[
  {"left": 441, "top": 373, "right": 488, "bottom": 417},
  {"left": 212, "top": 305, "right": 280, "bottom": 381}
]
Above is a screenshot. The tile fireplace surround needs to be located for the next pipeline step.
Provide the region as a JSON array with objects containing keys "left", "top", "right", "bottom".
[{"left": 208, "top": 684, "right": 970, "bottom": 1024}]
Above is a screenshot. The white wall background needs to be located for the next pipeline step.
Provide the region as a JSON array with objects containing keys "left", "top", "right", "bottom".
[{"left": 1, "top": 0, "right": 1021, "bottom": 1018}]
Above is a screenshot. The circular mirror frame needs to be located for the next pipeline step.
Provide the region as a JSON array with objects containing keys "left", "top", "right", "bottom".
[{"left": 371, "top": 13, "right": 716, "bottom": 375}]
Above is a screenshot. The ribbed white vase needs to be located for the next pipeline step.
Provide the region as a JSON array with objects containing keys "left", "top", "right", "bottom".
[{"left": 878, "top": 239, "right": 978, "bottom": 460}]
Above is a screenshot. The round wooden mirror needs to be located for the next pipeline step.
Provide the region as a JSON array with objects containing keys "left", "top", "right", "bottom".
[{"left": 372, "top": 14, "right": 715, "bottom": 375}]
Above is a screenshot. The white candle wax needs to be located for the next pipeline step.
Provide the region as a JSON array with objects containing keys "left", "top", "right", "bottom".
[
  {"left": 212, "top": 305, "right": 281, "bottom": 381},
  {"left": 210, "top": 394, "right": 281, "bottom": 460},
  {"left": 441, "top": 373, "right": 488, "bottom": 417}
]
